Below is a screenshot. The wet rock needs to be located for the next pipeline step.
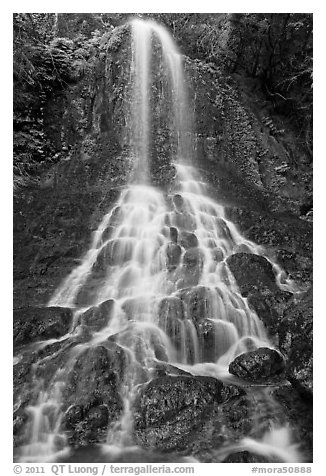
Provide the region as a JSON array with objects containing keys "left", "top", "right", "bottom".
[
  {"left": 172, "top": 194, "right": 185, "bottom": 211},
  {"left": 211, "top": 247, "right": 224, "bottom": 262},
  {"left": 165, "top": 242, "right": 182, "bottom": 270},
  {"left": 179, "top": 231, "right": 199, "bottom": 249},
  {"left": 134, "top": 375, "right": 244, "bottom": 451},
  {"left": 94, "top": 238, "right": 133, "bottom": 270},
  {"left": 271, "top": 383, "right": 312, "bottom": 460},
  {"left": 158, "top": 296, "right": 185, "bottom": 324},
  {"left": 276, "top": 249, "right": 312, "bottom": 285},
  {"left": 197, "top": 319, "right": 217, "bottom": 362},
  {"left": 222, "top": 451, "right": 268, "bottom": 463},
  {"left": 80, "top": 299, "right": 115, "bottom": 331},
  {"left": 173, "top": 211, "right": 196, "bottom": 231},
  {"left": 153, "top": 362, "right": 193, "bottom": 378},
  {"left": 13, "top": 306, "right": 73, "bottom": 348},
  {"left": 157, "top": 296, "right": 185, "bottom": 351},
  {"left": 63, "top": 343, "right": 126, "bottom": 446},
  {"left": 178, "top": 286, "right": 212, "bottom": 323},
  {"left": 216, "top": 218, "right": 234, "bottom": 242},
  {"left": 100, "top": 226, "right": 115, "bottom": 244},
  {"left": 278, "top": 290, "right": 312, "bottom": 398},
  {"left": 229, "top": 347, "right": 286, "bottom": 382},
  {"left": 226, "top": 252, "right": 277, "bottom": 296},
  {"left": 179, "top": 248, "right": 204, "bottom": 286},
  {"left": 169, "top": 227, "right": 178, "bottom": 243},
  {"left": 64, "top": 343, "right": 125, "bottom": 409},
  {"left": 183, "top": 248, "right": 204, "bottom": 270},
  {"left": 64, "top": 404, "right": 110, "bottom": 447}
]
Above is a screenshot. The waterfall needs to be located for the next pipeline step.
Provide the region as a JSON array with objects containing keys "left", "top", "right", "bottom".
[{"left": 16, "top": 18, "right": 302, "bottom": 463}]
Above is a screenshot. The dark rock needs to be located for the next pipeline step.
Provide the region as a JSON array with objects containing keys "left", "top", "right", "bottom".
[
  {"left": 169, "top": 227, "right": 178, "bottom": 243},
  {"left": 80, "top": 299, "right": 115, "bottom": 331},
  {"left": 64, "top": 342, "right": 127, "bottom": 406},
  {"left": 229, "top": 347, "right": 286, "bottom": 382},
  {"left": 222, "top": 451, "right": 268, "bottom": 463},
  {"left": 276, "top": 249, "right": 312, "bottom": 285},
  {"left": 64, "top": 404, "right": 110, "bottom": 447},
  {"left": 165, "top": 242, "right": 182, "bottom": 270},
  {"left": 13, "top": 306, "right": 73, "bottom": 348},
  {"left": 179, "top": 231, "right": 199, "bottom": 249},
  {"left": 247, "top": 288, "right": 292, "bottom": 335},
  {"left": 278, "top": 290, "right": 313, "bottom": 398},
  {"left": 62, "top": 342, "right": 126, "bottom": 446},
  {"left": 271, "top": 383, "right": 312, "bottom": 460},
  {"left": 134, "top": 375, "right": 244, "bottom": 451},
  {"left": 226, "top": 253, "right": 277, "bottom": 296}
]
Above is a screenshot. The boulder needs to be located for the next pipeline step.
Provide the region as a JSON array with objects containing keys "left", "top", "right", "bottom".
[
  {"left": 169, "top": 227, "right": 178, "bottom": 243},
  {"left": 211, "top": 247, "right": 224, "bottom": 262},
  {"left": 177, "top": 248, "right": 204, "bottom": 288},
  {"left": 165, "top": 242, "right": 182, "bottom": 270},
  {"left": 183, "top": 248, "right": 204, "bottom": 270},
  {"left": 172, "top": 194, "right": 185, "bottom": 211},
  {"left": 62, "top": 342, "right": 126, "bottom": 446},
  {"left": 133, "top": 375, "right": 244, "bottom": 451},
  {"left": 179, "top": 231, "right": 199, "bottom": 249},
  {"left": 229, "top": 347, "right": 286, "bottom": 382},
  {"left": 80, "top": 299, "right": 115, "bottom": 331},
  {"left": 13, "top": 306, "right": 73, "bottom": 348},
  {"left": 93, "top": 238, "right": 133, "bottom": 270},
  {"left": 226, "top": 253, "right": 277, "bottom": 296},
  {"left": 178, "top": 286, "right": 212, "bottom": 323}
]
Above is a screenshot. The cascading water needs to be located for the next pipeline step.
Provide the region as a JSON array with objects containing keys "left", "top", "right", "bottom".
[{"left": 15, "top": 18, "right": 303, "bottom": 463}]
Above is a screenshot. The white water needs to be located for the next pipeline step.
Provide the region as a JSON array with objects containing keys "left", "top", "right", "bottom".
[{"left": 17, "top": 18, "right": 302, "bottom": 463}]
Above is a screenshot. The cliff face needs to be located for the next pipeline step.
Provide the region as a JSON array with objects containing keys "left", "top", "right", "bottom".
[{"left": 13, "top": 21, "right": 312, "bottom": 459}]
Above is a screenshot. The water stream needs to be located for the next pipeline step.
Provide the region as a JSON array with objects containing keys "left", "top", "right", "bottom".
[{"left": 15, "top": 18, "right": 302, "bottom": 463}]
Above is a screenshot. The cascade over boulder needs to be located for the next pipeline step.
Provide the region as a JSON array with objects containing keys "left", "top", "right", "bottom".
[
  {"left": 79, "top": 299, "right": 115, "bottom": 331},
  {"left": 179, "top": 231, "right": 199, "bottom": 249},
  {"left": 62, "top": 343, "right": 127, "bottom": 446},
  {"left": 13, "top": 306, "right": 73, "bottom": 348},
  {"left": 165, "top": 242, "right": 182, "bottom": 270},
  {"left": 229, "top": 347, "right": 286, "bottom": 382},
  {"left": 177, "top": 285, "right": 212, "bottom": 323}
]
